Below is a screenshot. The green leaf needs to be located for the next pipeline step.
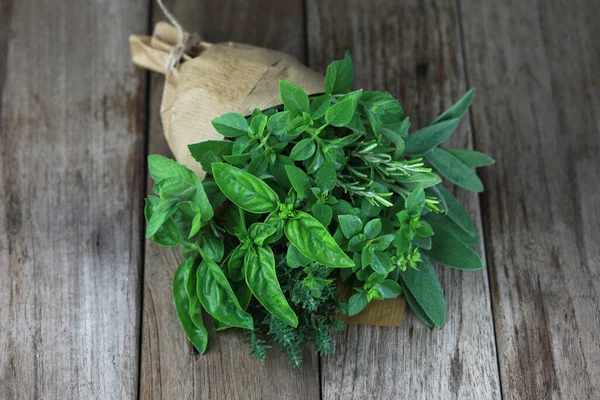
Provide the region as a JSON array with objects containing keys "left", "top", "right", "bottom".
[
  {"left": 189, "top": 213, "right": 201, "bottom": 238},
  {"left": 212, "top": 112, "right": 249, "bottom": 137},
  {"left": 146, "top": 197, "right": 176, "bottom": 238},
  {"left": 377, "top": 279, "right": 403, "bottom": 299},
  {"left": 212, "top": 163, "right": 279, "bottom": 214},
  {"left": 399, "top": 259, "right": 445, "bottom": 328},
  {"left": 200, "top": 233, "right": 224, "bottom": 262},
  {"left": 381, "top": 118, "right": 409, "bottom": 159},
  {"left": 432, "top": 185, "right": 477, "bottom": 238},
  {"left": 279, "top": 81, "right": 310, "bottom": 115},
  {"left": 434, "top": 88, "right": 475, "bottom": 124},
  {"left": 360, "top": 91, "right": 404, "bottom": 119},
  {"left": 310, "top": 95, "right": 331, "bottom": 119},
  {"left": 227, "top": 244, "right": 247, "bottom": 281},
  {"left": 348, "top": 292, "right": 368, "bottom": 316},
  {"left": 264, "top": 211, "right": 285, "bottom": 244},
  {"left": 267, "top": 111, "right": 292, "bottom": 136},
  {"left": 423, "top": 212, "right": 479, "bottom": 245},
  {"left": 402, "top": 284, "right": 434, "bottom": 327},
  {"left": 196, "top": 260, "right": 253, "bottom": 329},
  {"left": 325, "top": 99, "right": 355, "bottom": 127},
  {"left": 183, "top": 258, "right": 209, "bottom": 338},
  {"left": 338, "top": 214, "right": 363, "bottom": 239},
  {"left": 405, "top": 187, "right": 425, "bottom": 216},
  {"left": 324, "top": 52, "right": 354, "bottom": 95},
  {"left": 289, "top": 138, "right": 316, "bottom": 161},
  {"left": 285, "top": 211, "right": 354, "bottom": 268},
  {"left": 173, "top": 259, "right": 208, "bottom": 353},
  {"left": 248, "top": 223, "right": 277, "bottom": 246},
  {"left": 193, "top": 181, "right": 214, "bottom": 221},
  {"left": 426, "top": 148, "right": 484, "bottom": 192},
  {"left": 245, "top": 245, "right": 298, "bottom": 327},
  {"left": 188, "top": 140, "right": 233, "bottom": 163},
  {"left": 445, "top": 149, "right": 495, "bottom": 168},
  {"left": 311, "top": 203, "right": 333, "bottom": 227},
  {"left": 415, "top": 220, "right": 434, "bottom": 238},
  {"left": 364, "top": 218, "right": 382, "bottom": 239},
  {"left": 250, "top": 114, "right": 268, "bottom": 137},
  {"left": 284, "top": 165, "right": 313, "bottom": 199},
  {"left": 315, "top": 163, "right": 337, "bottom": 192},
  {"left": 423, "top": 229, "right": 483, "bottom": 269},
  {"left": 397, "top": 172, "right": 442, "bottom": 189},
  {"left": 370, "top": 251, "right": 393, "bottom": 274},
  {"left": 286, "top": 244, "right": 311, "bottom": 267},
  {"left": 404, "top": 119, "right": 460, "bottom": 155},
  {"left": 148, "top": 155, "right": 198, "bottom": 198}
]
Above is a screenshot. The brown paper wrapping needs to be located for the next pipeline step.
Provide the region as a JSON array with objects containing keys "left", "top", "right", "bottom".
[{"left": 130, "top": 22, "right": 405, "bottom": 327}]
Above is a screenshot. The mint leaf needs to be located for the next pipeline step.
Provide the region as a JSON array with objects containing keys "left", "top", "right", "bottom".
[
  {"left": 279, "top": 81, "right": 310, "bottom": 115},
  {"left": 212, "top": 112, "right": 249, "bottom": 137},
  {"left": 324, "top": 52, "right": 354, "bottom": 95}
]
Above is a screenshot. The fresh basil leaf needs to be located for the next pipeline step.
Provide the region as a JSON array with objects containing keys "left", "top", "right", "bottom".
[
  {"left": 248, "top": 222, "right": 277, "bottom": 246},
  {"left": 279, "top": 81, "right": 310, "bottom": 115},
  {"left": 146, "top": 197, "right": 176, "bottom": 238},
  {"left": 247, "top": 153, "right": 268, "bottom": 176},
  {"left": 285, "top": 211, "right": 354, "bottom": 268},
  {"left": 264, "top": 211, "right": 285, "bottom": 244},
  {"left": 338, "top": 214, "right": 363, "bottom": 239},
  {"left": 423, "top": 229, "right": 483, "bottom": 269},
  {"left": 364, "top": 218, "right": 382, "bottom": 239},
  {"left": 445, "top": 149, "right": 494, "bottom": 168},
  {"left": 173, "top": 259, "right": 208, "bottom": 353},
  {"left": 227, "top": 244, "right": 247, "bottom": 281},
  {"left": 325, "top": 99, "right": 355, "bottom": 127},
  {"left": 284, "top": 165, "right": 313, "bottom": 199},
  {"left": 324, "top": 52, "right": 354, "bottom": 95},
  {"left": 399, "top": 259, "right": 445, "bottom": 327},
  {"left": 347, "top": 292, "right": 368, "bottom": 316},
  {"left": 245, "top": 245, "right": 298, "bottom": 327},
  {"left": 193, "top": 181, "right": 213, "bottom": 221},
  {"left": 233, "top": 135, "right": 253, "bottom": 155},
  {"left": 183, "top": 258, "right": 208, "bottom": 336},
  {"left": 212, "top": 163, "right": 279, "bottom": 214},
  {"left": 196, "top": 260, "right": 253, "bottom": 329},
  {"left": 286, "top": 244, "right": 311, "bottom": 267},
  {"left": 200, "top": 232, "right": 224, "bottom": 262},
  {"left": 212, "top": 112, "right": 249, "bottom": 137},
  {"left": 289, "top": 138, "right": 316, "bottom": 161},
  {"left": 188, "top": 140, "right": 233, "bottom": 163}
]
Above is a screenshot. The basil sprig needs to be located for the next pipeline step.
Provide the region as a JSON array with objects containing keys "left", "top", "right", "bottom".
[{"left": 144, "top": 52, "right": 494, "bottom": 366}]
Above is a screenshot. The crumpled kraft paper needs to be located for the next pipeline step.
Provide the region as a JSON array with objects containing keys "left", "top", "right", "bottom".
[{"left": 130, "top": 22, "right": 405, "bottom": 327}]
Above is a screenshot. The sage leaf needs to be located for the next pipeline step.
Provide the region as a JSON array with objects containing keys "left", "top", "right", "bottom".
[
  {"left": 434, "top": 88, "right": 475, "bottom": 124},
  {"left": 423, "top": 229, "right": 483, "bottom": 270},
  {"left": 426, "top": 148, "right": 484, "bottom": 192},
  {"left": 399, "top": 259, "right": 445, "bottom": 328},
  {"left": 445, "top": 148, "right": 495, "bottom": 168},
  {"left": 423, "top": 212, "right": 479, "bottom": 245},
  {"left": 285, "top": 211, "right": 354, "bottom": 268},
  {"left": 432, "top": 184, "right": 477, "bottom": 238},
  {"left": 212, "top": 163, "right": 279, "bottom": 214}
]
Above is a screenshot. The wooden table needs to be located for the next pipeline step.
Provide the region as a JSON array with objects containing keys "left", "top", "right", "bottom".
[{"left": 1, "top": 1, "right": 599, "bottom": 399}]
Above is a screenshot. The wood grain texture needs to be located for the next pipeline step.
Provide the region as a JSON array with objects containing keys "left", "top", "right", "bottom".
[
  {"left": 460, "top": 0, "right": 600, "bottom": 398},
  {"left": 0, "top": 1, "right": 147, "bottom": 399},
  {"left": 139, "top": 1, "right": 321, "bottom": 399},
  {"left": 307, "top": 1, "right": 501, "bottom": 399}
]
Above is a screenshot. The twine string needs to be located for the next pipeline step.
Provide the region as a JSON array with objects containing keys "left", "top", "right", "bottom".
[{"left": 156, "top": 0, "right": 202, "bottom": 73}]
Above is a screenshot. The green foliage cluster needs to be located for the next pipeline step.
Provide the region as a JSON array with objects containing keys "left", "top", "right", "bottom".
[{"left": 144, "top": 52, "right": 494, "bottom": 366}]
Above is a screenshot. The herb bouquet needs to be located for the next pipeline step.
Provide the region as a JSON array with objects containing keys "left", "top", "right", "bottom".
[{"left": 144, "top": 52, "right": 493, "bottom": 367}]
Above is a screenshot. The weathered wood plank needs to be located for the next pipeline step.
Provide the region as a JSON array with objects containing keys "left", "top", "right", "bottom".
[
  {"left": 139, "top": 1, "right": 321, "bottom": 399},
  {"left": 0, "top": 1, "right": 147, "bottom": 399},
  {"left": 460, "top": 0, "right": 600, "bottom": 398},
  {"left": 307, "top": 1, "right": 501, "bottom": 399}
]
